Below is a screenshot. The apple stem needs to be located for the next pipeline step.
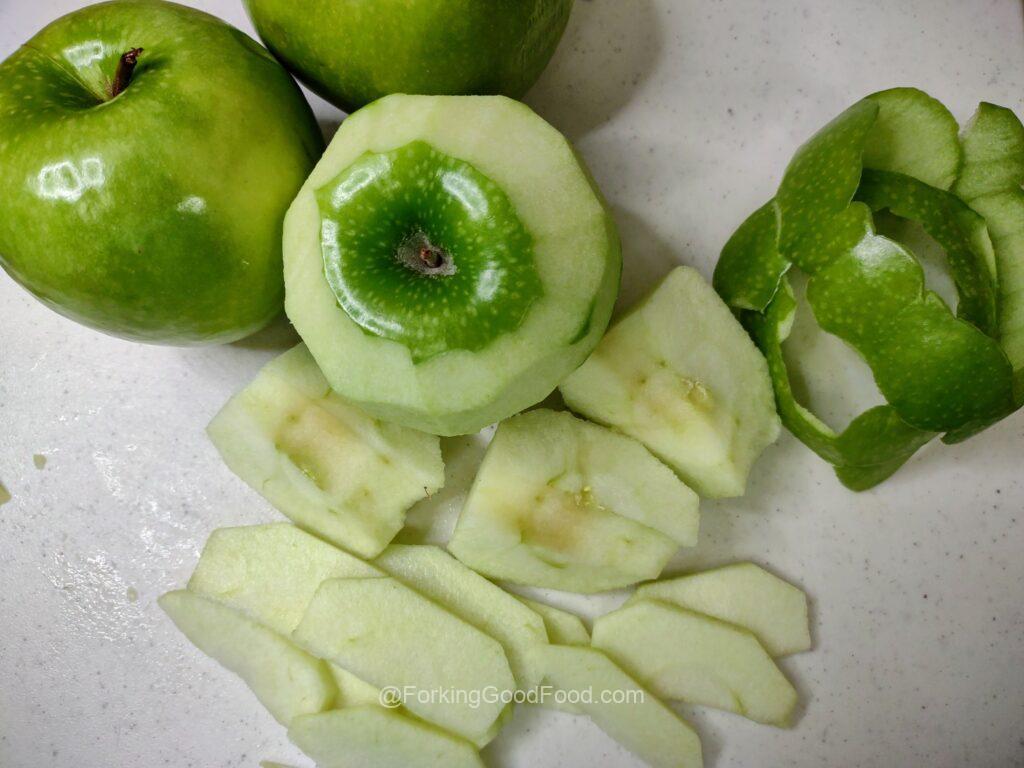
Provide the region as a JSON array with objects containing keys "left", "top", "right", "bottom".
[{"left": 109, "top": 48, "right": 144, "bottom": 99}]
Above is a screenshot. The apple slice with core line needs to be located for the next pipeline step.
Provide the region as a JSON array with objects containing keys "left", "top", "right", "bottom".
[
  {"left": 284, "top": 94, "right": 621, "bottom": 436},
  {"left": 289, "top": 707, "right": 485, "bottom": 768},
  {"left": 448, "top": 409, "right": 699, "bottom": 593},
  {"left": 207, "top": 345, "right": 444, "bottom": 557},
  {"left": 627, "top": 563, "right": 811, "bottom": 656},
  {"left": 158, "top": 590, "right": 335, "bottom": 726},
  {"left": 293, "top": 576, "right": 515, "bottom": 745},
  {"left": 538, "top": 645, "right": 703, "bottom": 768},
  {"left": 560, "top": 266, "right": 780, "bottom": 498},
  {"left": 374, "top": 543, "right": 549, "bottom": 690},
  {"left": 592, "top": 600, "right": 798, "bottom": 726}
]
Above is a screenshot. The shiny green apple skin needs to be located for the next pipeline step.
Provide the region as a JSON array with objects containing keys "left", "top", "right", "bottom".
[
  {"left": 0, "top": 0, "right": 324, "bottom": 344},
  {"left": 242, "top": 0, "right": 574, "bottom": 112}
]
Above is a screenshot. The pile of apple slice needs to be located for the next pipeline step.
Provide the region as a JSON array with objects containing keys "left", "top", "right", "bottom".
[
  {"left": 162, "top": 522, "right": 809, "bottom": 767},
  {"left": 168, "top": 263, "right": 806, "bottom": 766}
]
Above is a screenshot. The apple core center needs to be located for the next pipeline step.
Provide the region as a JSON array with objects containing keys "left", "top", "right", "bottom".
[{"left": 315, "top": 141, "right": 543, "bottom": 362}]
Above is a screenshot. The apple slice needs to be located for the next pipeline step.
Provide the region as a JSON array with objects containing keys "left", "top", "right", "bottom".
[
  {"left": 329, "top": 664, "right": 381, "bottom": 707},
  {"left": 283, "top": 94, "right": 621, "bottom": 436},
  {"left": 374, "top": 544, "right": 548, "bottom": 690},
  {"left": 592, "top": 601, "right": 798, "bottom": 726},
  {"left": 188, "top": 524, "right": 385, "bottom": 707},
  {"left": 293, "top": 577, "right": 515, "bottom": 745},
  {"left": 159, "top": 590, "right": 334, "bottom": 726},
  {"left": 560, "top": 266, "right": 780, "bottom": 498},
  {"left": 289, "top": 707, "right": 484, "bottom": 768},
  {"left": 538, "top": 645, "right": 702, "bottom": 768},
  {"left": 628, "top": 563, "right": 811, "bottom": 656},
  {"left": 448, "top": 409, "right": 699, "bottom": 593},
  {"left": 519, "top": 598, "right": 590, "bottom": 646},
  {"left": 188, "top": 523, "right": 382, "bottom": 635},
  {"left": 207, "top": 344, "right": 444, "bottom": 558}
]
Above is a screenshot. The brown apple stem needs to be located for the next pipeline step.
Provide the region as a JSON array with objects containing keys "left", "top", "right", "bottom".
[{"left": 110, "top": 48, "right": 144, "bottom": 99}]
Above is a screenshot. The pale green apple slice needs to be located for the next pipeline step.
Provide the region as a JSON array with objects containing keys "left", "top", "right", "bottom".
[
  {"left": 293, "top": 576, "right": 515, "bottom": 745},
  {"left": 517, "top": 598, "right": 589, "bottom": 713},
  {"left": 448, "top": 409, "right": 699, "bottom": 593},
  {"left": 159, "top": 590, "right": 334, "bottom": 726},
  {"left": 518, "top": 598, "right": 590, "bottom": 646},
  {"left": 188, "top": 523, "right": 382, "bottom": 635},
  {"left": 289, "top": 707, "right": 485, "bottom": 768},
  {"left": 592, "top": 601, "right": 798, "bottom": 726},
  {"left": 328, "top": 664, "right": 381, "bottom": 707},
  {"left": 560, "top": 266, "right": 780, "bottom": 498},
  {"left": 374, "top": 544, "right": 548, "bottom": 690},
  {"left": 538, "top": 645, "right": 702, "bottom": 768},
  {"left": 627, "top": 563, "right": 811, "bottom": 656},
  {"left": 207, "top": 344, "right": 444, "bottom": 558}
]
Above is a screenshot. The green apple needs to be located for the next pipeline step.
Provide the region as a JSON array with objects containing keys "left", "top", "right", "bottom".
[
  {"left": 158, "top": 590, "right": 335, "bottom": 726},
  {"left": 448, "top": 409, "right": 699, "bottom": 593},
  {"left": 0, "top": 0, "right": 322, "bottom": 344},
  {"left": 293, "top": 576, "right": 516, "bottom": 745},
  {"left": 283, "top": 94, "right": 621, "bottom": 436},
  {"left": 538, "top": 645, "right": 703, "bottom": 768},
  {"left": 627, "top": 562, "right": 811, "bottom": 657},
  {"left": 207, "top": 345, "right": 445, "bottom": 557},
  {"left": 243, "top": 0, "right": 573, "bottom": 112},
  {"left": 289, "top": 707, "right": 485, "bottom": 768},
  {"left": 560, "top": 266, "right": 781, "bottom": 498},
  {"left": 592, "top": 601, "right": 799, "bottom": 726}
]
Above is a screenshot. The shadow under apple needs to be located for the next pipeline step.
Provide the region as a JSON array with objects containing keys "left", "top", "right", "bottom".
[{"left": 525, "top": 0, "right": 663, "bottom": 141}]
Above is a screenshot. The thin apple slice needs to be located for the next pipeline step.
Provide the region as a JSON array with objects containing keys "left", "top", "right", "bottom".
[
  {"left": 516, "top": 598, "right": 590, "bottom": 713},
  {"left": 448, "top": 409, "right": 699, "bottom": 593},
  {"left": 560, "top": 266, "right": 780, "bottom": 498},
  {"left": 374, "top": 544, "right": 548, "bottom": 690},
  {"left": 293, "top": 576, "right": 515, "bottom": 745},
  {"left": 159, "top": 590, "right": 334, "bottom": 726},
  {"left": 188, "top": 523, "right": 382, "bottom": 635},
  {"left": 627, "top": 563, "right": 811, "bottom": 656},
  {"left": 328, "top": 664, "right": 381, "bottom": 707},
  {"left": 289, "top": 707, "right": 485, "bottom": 768},
  {"left": 207, "top": 344, "right": 444, "bottom": 558},
  {"left": 592, "top": 601, "right": 798, "bottom": 726},
  {"left": 518, "top": 598, "right": 590, "bottom": 646},
  {"left": 538, "top": 645, "right": 702, "bottom": 768}
]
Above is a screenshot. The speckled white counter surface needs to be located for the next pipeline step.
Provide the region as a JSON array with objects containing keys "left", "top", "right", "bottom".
[{"left": 1, "top": 1, "right": 1022, "bottom": 767}]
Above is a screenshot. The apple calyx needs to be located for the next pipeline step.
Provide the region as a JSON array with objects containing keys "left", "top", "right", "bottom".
[
  {"left": 109, "top": 48, "right": 144, "bottom": 99},
  {"left": 397, "top": 230, "right": 455, "bottom": 277}
]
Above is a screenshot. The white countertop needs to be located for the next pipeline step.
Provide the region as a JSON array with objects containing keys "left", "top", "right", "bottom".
[{"left": 1, "top": 1, "right": 1022, "bottom": 767}]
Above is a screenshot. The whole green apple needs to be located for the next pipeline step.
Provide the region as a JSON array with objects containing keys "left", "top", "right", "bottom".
[
  {"left": 0, "top": 0, "right": 324, "bottom": 344},
  {"left": 243, "top": 0, "right": 574, "bottom": 112}
]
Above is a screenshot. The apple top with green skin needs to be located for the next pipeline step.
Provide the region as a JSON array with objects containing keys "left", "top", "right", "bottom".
[
  {"left": 0, "top": 0, "right": 324, "bottom": 344},
  {"left": 243, "top": 0, "right": 574, "bottom": 112}
]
